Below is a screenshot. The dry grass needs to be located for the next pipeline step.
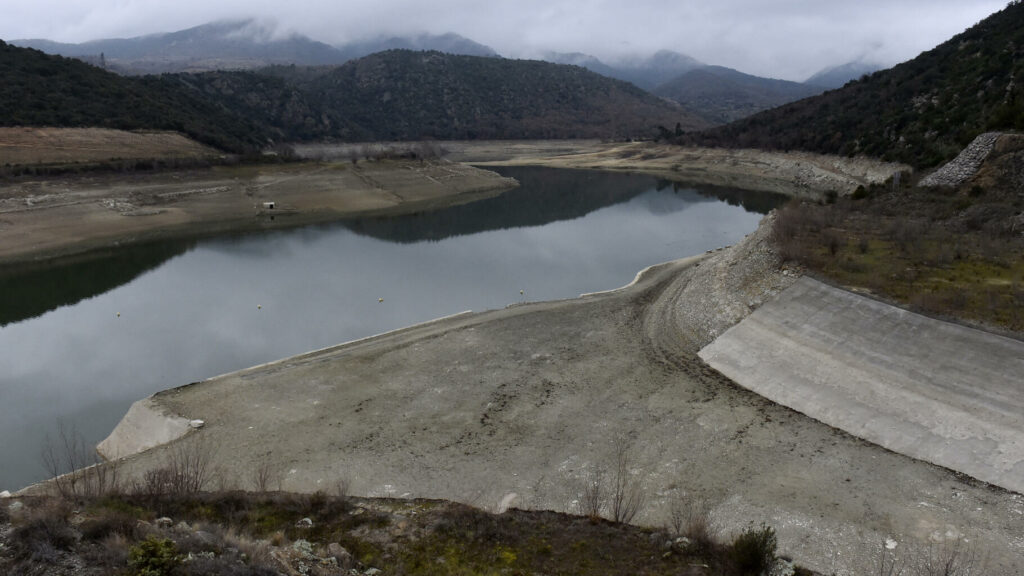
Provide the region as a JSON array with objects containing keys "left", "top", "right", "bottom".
[{"left": 0, "top": 127, "right": 218, "bottom": 166}]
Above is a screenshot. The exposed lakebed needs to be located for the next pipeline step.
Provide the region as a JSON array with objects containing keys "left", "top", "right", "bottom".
[{"left": 0, "top": 167, "right": 784, "bottom": 490}]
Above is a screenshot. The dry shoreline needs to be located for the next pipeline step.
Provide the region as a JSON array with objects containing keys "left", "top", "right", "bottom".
[
  {"left": 444, "top": 140, "right": 911, "bottom": 197},
  {"left": 85, "top": 218, "right": 1024, "bottom": 575},
  {"left": 0, "top": 159, "right": 517, "bottom": 267},
  {"left": 11, "top": 139, "right": 1023, "bottom": 572}
]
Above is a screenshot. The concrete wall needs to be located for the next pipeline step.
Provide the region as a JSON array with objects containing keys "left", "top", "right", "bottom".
[{"left": 699, "top": 277, "right": 1024, "bottom": 494}]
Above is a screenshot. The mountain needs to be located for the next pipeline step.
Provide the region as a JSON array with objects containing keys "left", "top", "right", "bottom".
[
  {"left": 182, "top": 50, "right": 708, "bottom": 141},
  {"left": 12, "top": 20, "right": 346, "bottom": 74},
  {"left": 12, "top": 21, "right": 499, "bottom": 75},
  {"left": 1, "top": 40, "right": 703, "bottom": 146},
  {"left": 804, "top": 60, "right": 885, "bottom": 89},
  {"left": 653, "top": 66, "right": 824, "bottom": 124},
  {"left": 546, "top": 50, "right": 704, "bottom": 91},
  {"left": 680, "top": 2, "right": 1024, "bottom": 168},
  {"left": 0, "top": 40, "right": 267, "bottom": 152},
  {"left": 336, "top": 33, "right": 498, "bottom": 61}
]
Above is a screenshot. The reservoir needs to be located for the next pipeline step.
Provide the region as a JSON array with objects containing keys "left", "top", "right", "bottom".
[{"left": 0, "top": 167, "right": 784, "bottom": 490}]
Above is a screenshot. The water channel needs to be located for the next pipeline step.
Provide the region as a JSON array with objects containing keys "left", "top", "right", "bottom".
[{"left": 0, "top": 166, "right": 785, "bottom": 490}]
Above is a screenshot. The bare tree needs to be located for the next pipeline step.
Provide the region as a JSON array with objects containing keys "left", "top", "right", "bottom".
[
  {"left": 912, "top": 539, "right": 985, "bottom": 576},
  {"left": 41, "top": 421, "right": 120, "bottom": 500},
  {"left": 667, "top": 492, "right": 715, "bottom": 548},
  {"left": 577, "top": 464, "right": 606, "bottom": 519},
  {"left": 608, "top": 437, "right": 646, "bottom": 524},
  {"left": 251, "top": 457, "right": 282, "bottom": 493}
]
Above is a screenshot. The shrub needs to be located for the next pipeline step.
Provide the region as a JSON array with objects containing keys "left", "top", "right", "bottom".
[
  {"left": 9, "top": 509, "right": 78, "bottom": 564},
  {"left": 128, "top": 536, "right": 180, "bottom": 576},
  {"left": 730, "top": 524, "right": 777, "bottom": 575}
]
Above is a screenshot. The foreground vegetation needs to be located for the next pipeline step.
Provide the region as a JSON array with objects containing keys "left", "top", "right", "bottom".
[{"left": 1, "top": 486, "right": 786, "bottom": 576}]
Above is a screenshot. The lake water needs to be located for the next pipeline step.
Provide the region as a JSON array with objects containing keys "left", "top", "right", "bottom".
[{"left": 0, "top": 167, "right": 784, "bottom": 490}]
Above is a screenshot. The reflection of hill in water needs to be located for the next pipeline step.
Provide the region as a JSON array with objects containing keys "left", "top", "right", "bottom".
[
  {"left": 343, "top": 166, "right": 786, "bottom": 244},
  {"left": 0, "top": 241, "right": 191, "bottom": 326},
  {"left": 655, "top": 179, "right": 788, "bottom": 215},
  {"left": 342, "top": 167, "right": 659, "bottom": 243}
]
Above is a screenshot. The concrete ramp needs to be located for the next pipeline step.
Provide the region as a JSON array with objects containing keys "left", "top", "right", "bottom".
[
  {"left": 97, "top": 397, "right": 192, "bottom": 460},
  {"left": 699, "top": 277, "right": 1024, "bottom": 494}
]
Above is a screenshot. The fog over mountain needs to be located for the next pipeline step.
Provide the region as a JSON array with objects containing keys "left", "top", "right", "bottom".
[{"left": 1, "top": 0, "right": 1005, "bottom": 81}]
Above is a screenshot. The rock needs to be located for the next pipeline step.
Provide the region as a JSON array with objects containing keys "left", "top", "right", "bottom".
[
  {"left": 770, "top": 558, "right": 796, "bottom": 576},
  {"left": 296, "top": 517, "right": 314, "bottom": 528},
  {"left": 174, "top": 521, "right": 191, "bottom": 532},
  {"left": 328, "top": 543, "right": 355, "bottom": 569},
  {"left": 155, "top": 517, "right": 173, "bottom": 527},
  {"left": 365, "top": 569, "right": 381, "bottom": 576},
  {"left": 189, "top": 419, "right": 205, "bottom": 429},
  {"left": 920, "top": 132, "right": 1001, "bottom": 188},
  {"left": 292, "top": 538, "right": 314, "bottom": 558},
  {"left": 8, "top": 501, "right": 23, "bottom": 513},
  {"left": 0, "top": 490, "right": 11, "bottom": 498},
  {"left": 193, "top": 530, "right": 218, "bottom": 546}
]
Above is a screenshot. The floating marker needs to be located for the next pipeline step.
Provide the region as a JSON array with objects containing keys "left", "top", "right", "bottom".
[
  {"left": 257, "top": 304, "right": 262, "bottom": 310},
  {"left": 116, "top": 312, "right": 120, "bottom": 317},
  {"left": 378, "top": 297, "right": 384, "bottom": 303},
  {"left": 520, "top": 290, "right": 524, "bottom": 295}
]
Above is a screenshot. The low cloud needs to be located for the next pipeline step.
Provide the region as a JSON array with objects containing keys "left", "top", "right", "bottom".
[{"left": 1, "top": 0, "right": 1006, "bottom": 81}]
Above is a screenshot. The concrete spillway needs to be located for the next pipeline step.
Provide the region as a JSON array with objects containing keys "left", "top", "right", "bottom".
[{"left": 699, "top": 277, "right": 1024, "bottom": 494}]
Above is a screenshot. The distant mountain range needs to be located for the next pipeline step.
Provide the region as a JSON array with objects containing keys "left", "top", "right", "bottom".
[
  {"left": 12, "top": 20, "right": 887, "bottom": 125},
  {"left": 804, "top": 60, "right": 885, "bottom": 89},
  {"left": 652, "top": 66, "right": 823, "bottom": 125},
  {"left": 544, "top": 50, "right": 834, "bottom": 125},
  {"left": 677, "top": 1, "right": 1024, "bottom": 168},
  {"left": 1, "top": 41, "right": 702, "bottom": 151},
  {"left": 11, "top": 20, "right": 497, "bottom": 75}
]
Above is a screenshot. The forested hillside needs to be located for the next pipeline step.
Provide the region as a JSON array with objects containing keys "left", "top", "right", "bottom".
[
  {"left": 677, "top": 1, "right": 1024, "bottom": 167},
  {"left": 179, "top": 50, "right": 707, "bottom": 141},
  {"left": 0, "top": 41, "right": 267, "bottom": 152},
  {"left": 2, "top": 42, "right": 700, "bottom": 150}
]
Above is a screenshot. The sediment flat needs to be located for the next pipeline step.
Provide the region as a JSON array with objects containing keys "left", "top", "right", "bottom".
[
  {"left": 442, "top": 139, "right": 910, "bottom": 197},
  {"left": 102, "top": 223, "right": 1024, "bottom": 575},
  {"left": 0, "top": 159, "right": 517, "bottom": 266}
]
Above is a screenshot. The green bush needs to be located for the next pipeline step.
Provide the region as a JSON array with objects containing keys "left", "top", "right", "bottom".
[
  {"left": 128, "top": 536, "right": 180, "bottom": 576},
  {"left": 730, "top": 524, "right": 777, "bottom": 575}
]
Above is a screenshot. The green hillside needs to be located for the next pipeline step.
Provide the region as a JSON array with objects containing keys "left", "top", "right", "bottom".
[
  {"left": 0, "top": 40, "right": 267, "bottom": 152},
  {"left": 680, "top": 2, "right": 1024, "bottom": 167}
]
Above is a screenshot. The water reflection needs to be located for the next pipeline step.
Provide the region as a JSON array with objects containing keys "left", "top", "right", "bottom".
[
  {"left": 0, "top": 167, "right": 785, "bottom": 490},
  {"left": 0, "top": 241, "right": 193, "bottom": 327}
]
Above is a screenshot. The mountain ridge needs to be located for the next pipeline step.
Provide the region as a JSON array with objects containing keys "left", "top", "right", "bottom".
[{"left": 675, "top": 1, "right": 1024, "bottom": 168}]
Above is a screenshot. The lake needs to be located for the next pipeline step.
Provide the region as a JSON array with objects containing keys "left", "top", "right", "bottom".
[{"left": 0, "top": 166, "right": 785, "bottom": 490}]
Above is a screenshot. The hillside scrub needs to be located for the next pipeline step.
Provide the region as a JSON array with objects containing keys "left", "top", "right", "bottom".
[{"left": 770, "top": 163, "right": 1024, "bottom": 332}]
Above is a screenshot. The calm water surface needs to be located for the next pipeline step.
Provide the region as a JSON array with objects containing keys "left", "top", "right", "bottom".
[{"left": 0, "top": 167, "right": 784, "bottom": 490}]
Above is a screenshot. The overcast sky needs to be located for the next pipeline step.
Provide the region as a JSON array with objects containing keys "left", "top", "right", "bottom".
[{"left": 0, "top": 0, "right": 1007, "bottom": 81}]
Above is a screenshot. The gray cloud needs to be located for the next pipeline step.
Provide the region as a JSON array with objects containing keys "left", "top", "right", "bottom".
[{"left": 0, "top": 0, "right": 1006, "bottom": 81}]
